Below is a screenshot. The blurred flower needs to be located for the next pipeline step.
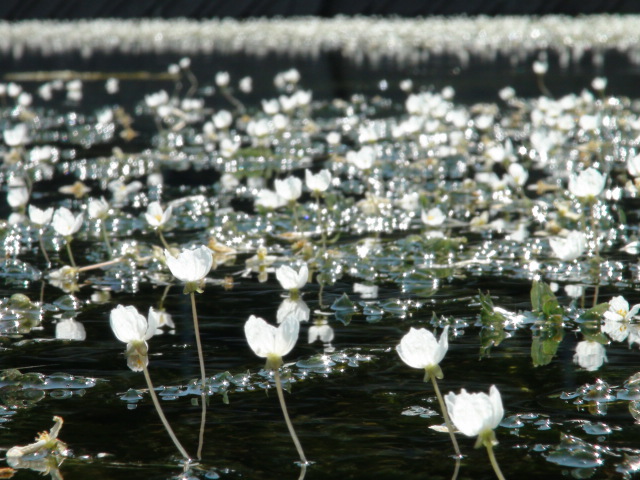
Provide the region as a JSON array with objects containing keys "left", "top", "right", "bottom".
[
  {"left": 573, "top": 340, "right": 607, "bottom": 371},
  {"left": 28, "top": 205, "right": 54, "bottom": 226},
  {"left": 87, "top": 197, "right": 110, "bottom": 220},
  {"left": 145, "top": 201, "right": 173, "bottom": 229},
  {"left": 244, "top": 314, "right": 299, "bottom": 370},
  {"left": 305, "top": 169, "right": 332, "bottom": 194},
  {"left": 421, "top": 207, "right": 446, "bottom": 227},
  {"left": 277, "top": 297, "right": 310, "bottom": 323},
  {"left": 55, "top": 318, "right": 86, "bottom": 341},
  {"left": 445, "top": 385, "right": 504, "bottom": 448},
  {"left": 568, "top": 167, "right": 605, "bottom": 199},
  {"left": 52, "top": 207, "right": 83, "bottom": 237},
  {"left": 274, "top": 176, "right": 302, "bottom": 202},
  {"left": 6, "top": 416, "right": 67, "bottom": 459},
  {"left": 549, "top": 230, "right": 586, "bottom": 261}
]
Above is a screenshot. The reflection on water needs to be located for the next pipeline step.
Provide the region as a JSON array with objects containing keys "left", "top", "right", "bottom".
[{"left": 3, "top": 16, "right": 640, "bottom": 480}]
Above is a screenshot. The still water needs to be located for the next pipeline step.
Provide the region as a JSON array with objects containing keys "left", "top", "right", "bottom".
[{"left": 1, "top": 20, "right": 640, "bottom": 480}]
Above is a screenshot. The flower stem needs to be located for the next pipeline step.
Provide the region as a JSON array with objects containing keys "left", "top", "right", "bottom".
[
  {"left": 77, "top": 257, "right": 125, "bottom": 272},
  {"left": 142, "top": 363, "right": 191, "bottom": 461},
  {"left": 485, "top": 443, "right": 507, "bottom": 480},
  {"left": 273, "top": 368, "right": 308, "bottom": 468},
  {"left": 39, "top": 232, "right": 51, "bottom": 268},
  {"left": 430, "top": 375, "right": 462, "bottom": 458},
  {"left": 100, "top": 221, "right": 113, "bottom": 258},
  {"left": 158, "top": 230, "right": 172, "bottom": 251},
  {"left": 65, "top": 240, "right": 76, "bottom": 268},
  {"left": 190, "top": 291, "right": 207, "bottom": 460}
]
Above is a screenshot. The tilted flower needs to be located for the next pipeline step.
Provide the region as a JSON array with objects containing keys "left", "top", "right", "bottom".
[
  {"left": 110, "top": 304, "right": 158, "bottom": 372},
  {"left": 276, "top": 264, "right": 309, "bottom": 292},
  {"left": 52, "top": 207, "right": 83, "bottom": 237},
  {"left": 568, "top": 167, "right": 605, "bottom": 199},
  {"left": 87, "top": 197, "right": 109, "bottom": 220},
  {"left": 445, "top": 385, "right": 504, "bottom": 448},
  {"left": 604, "top": 295, "right": 640, "bottom": 322},
  {"left": 145, "top": 201, "right": 173, "bottom": 229},
  {"left": 164, "top": 246, "right": 213, "bottom": 294},
  {"left": 244, "top": 314, "right": 299, "bottom": 370},
  {"left": 28, "top": 205, "right": 54, "bottom": 226},
  {"left": 397, "top": 326, "right": 449, "bottom": 381}
]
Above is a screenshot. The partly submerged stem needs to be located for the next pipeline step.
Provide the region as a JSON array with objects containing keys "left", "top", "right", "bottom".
[
  {"left": 77, "top": 257, "right": 125, "bottom": 272},
  {"left": 430, "top": 375, "right": 462, "bottom": 458},
  {"left": 142, "top": 364, "right": 191, "bottom": 461},
  {"left": 39, "top": 232, "right": 51, "bottom": 268},
  {"left": 273, "top": 368, "right": 308, "bottom": 468},
  {"left": 100, "top": 221, "right": 113, "bottom": 258},
  {"left": 485, "top": 443, "right": 507, "bottom": 480},
  {"left": 190, "top": 291, "right": 207, "bottom": 460},
  {"left": 65, "top": 240, "right": 76, "bottom": 268},
  {"left": 158, "top": 230, "right": 172, "bottom": 251}
]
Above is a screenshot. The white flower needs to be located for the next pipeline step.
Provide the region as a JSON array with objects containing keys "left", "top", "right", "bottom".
[
  {"left": 591, "top": 77, "right": 607, "bottom": 91},
  {"left": 239, "top": 76, "right": 253, "bottom": 93},
  {"left": 275, "top": 264, "right": 309, "bottom": 292},
  {"left": 421, "top": 207, "right": 446, "bottom": 227},
  {"left": 164, "top": 246, "right": 213, "bottom": 293},
  {"left": 276, "top": 297, "right": 310, "bottom": 324},
  {"left": 573, "top": 341, "right": 607, "bottom": 371},
  {"left": 4, "top": 123, "right": 29, "bottom": 146},
  {"left": 110, "top": 305, "right": 156, "bottom": 345},
  {"left": 110, "top": 305, "right": 157, "bottom": 372},
  {"left": 255, "top": 189, "right": 287, "bottom": 210},
  {"left": 308, "top": 322, "right": 334, "bottom": 344},
  {"left": 87, "top": 197, "right": 109, "bottom": 220},
  {"left": 145, "top": 201, "right": 173, "bottom": 229},
  {"left": 148, "top": 307, "right": 176, "bottom": 332},
  {"left": 305, "top": 169, "right": 331, "bottom": 194},
  {"left": 628, "top": 154, "right": 640, "bottom": 177},
  {"left": 7, "top": 177, "right": 29, "bottom": 208},
  {"left": 274, "top": 176, "right": 302, "bottom": 202},
  {"left": 549, "top": 230, "right": 586, "bottom": 262},
  {"left": 52, "top": 207, "right": 83, "bottom": 237},
  {"left": 215, "top": 71, "right": 230, "bottom": 88},
  {"left": 347, "top": 146, "right": 376, "bottom": 170},
  {"left": 445, "top": 385, "right": 504, "bottom": 448},
  {"left": 28, "top": 205, "right": 54, "bottom": 226},
  {"left": 397, "top": 326, "right": 449, "bottom": 380},
  {"left": 213, "top": 110, "right": 232, "bottom": 130},
  {"left": 145, "top": 90, "right": 169, "bottom": 109},
  {"left": 604, "top": 295, "right": 640, "bottom": 322},
  {"left": 568, "top": 167, "right": 605, "bottom": 199},
  {"left": 244, "top": 314, "right": 299, "bottom": 370},
  {"left": 507, "top": 163, "right": 528, "bottom": 187},
  {"left": 55, "top": 318, "right": 86, "bottom": 341},
  {"left": 105, "top": 77, "right": 119, "bottom": 94},
  {"left": 282, "top": 68, "right": 301, "bottom": 84},
  {"left": 533, "top": 60, "right": 548, "bottom": 75},
  {"left": 326, "top": 132, "right": 341, "bottom": 146},
  {"left": 602, "top": 317, "right": 630, "bottom": 343}
]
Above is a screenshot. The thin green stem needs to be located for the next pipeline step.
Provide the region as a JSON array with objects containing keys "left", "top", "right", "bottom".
[
  {"left": 190, "top": 291, "right": 207, "bottom": 460},
  {"left": 38, "top": 232, "right": 51, "bottom": 268},
  {"left": 158, "top": 230, "right": 172, "bottom": 251},
  {"left": 142, "top": 364, "right": 191, "bottom": 461},
  {"left": 430, "top": 375, "right": 462, "bottom": 458},
  {"left": 100, "top": 220, "right": 113, "bottom": 258},
  {"left": 65, "top": 239, "right": 76, "bottom": 268},
  {"left": 273, "top": 368, "right": 308, "bottom": 468},
  {"left": 77, "top": 257, "right": 124, "bottom": 272},
  {"left": 485, "top": 443, "right": 507, "bottom": 480},
  {"left": 159, "top": 284, "right": 171, "bottom": 310}
]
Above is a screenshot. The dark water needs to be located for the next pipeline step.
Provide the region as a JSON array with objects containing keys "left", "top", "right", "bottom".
[{"left": 1, "top": 45, "right": 640, "bottom": 480}]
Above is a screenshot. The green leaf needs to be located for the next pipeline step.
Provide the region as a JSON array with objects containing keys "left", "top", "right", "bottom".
[{"left": 577, "top": 303, "right": 609, "bottom": 323}]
